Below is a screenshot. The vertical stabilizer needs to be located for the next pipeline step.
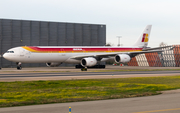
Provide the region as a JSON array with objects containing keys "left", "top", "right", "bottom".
[{"left": 133, "top": 25, "right": 152, "bottom": 48}]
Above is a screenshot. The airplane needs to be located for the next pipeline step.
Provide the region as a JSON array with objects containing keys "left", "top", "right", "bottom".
[{"left": 3, "top": 25, "right": 165, "bottom": 70}]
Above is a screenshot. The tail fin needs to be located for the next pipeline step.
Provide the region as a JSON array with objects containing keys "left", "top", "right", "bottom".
[{"left": 133, "top": 25, "right": 152, "bottom": 48}]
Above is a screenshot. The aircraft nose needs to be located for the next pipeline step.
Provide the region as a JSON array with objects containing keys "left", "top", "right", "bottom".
[{"left": 3, "top": 53, "right": 8, "bottom": 59}]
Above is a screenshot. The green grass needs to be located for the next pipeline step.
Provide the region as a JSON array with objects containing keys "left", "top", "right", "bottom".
[{"left": 1, "top": 76, "right": 180, "bottom": 107}]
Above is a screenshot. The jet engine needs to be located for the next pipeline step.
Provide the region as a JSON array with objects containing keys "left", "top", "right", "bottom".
[
  {"left": 114, "top": 54, "right": 131, "bottom": 63},
  {"left": 46, "top": 62, "right": 62, "bottom": 67},
  {"left": 81, "top": 57, "right": 97, "bottom": 67}
]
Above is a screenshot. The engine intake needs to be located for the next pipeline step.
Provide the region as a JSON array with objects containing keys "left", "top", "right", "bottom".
[
  {"left": 46, "top": 62, "right": 62, "bottom": 67},
  {"left": 115, "top": 54, "right": 131, "bottom": 63},
  {"left": 81, "top": 57, "right": 97, "bottom": 67}
]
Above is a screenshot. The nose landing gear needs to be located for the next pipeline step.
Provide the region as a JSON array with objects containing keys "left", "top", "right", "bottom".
[{"left": 16, "top": 62, "right": 22, "bottom": 70}]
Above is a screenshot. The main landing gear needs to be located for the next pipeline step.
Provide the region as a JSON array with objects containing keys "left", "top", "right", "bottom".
[
  {"left": 75, "top": 64, "right": 106, "bottom": 71},
  {"left": 16, "top": 62, "right": 22, "bottom": 70},
  {"left": 75, "top": 65, "right": 106, "bottom": 69}
]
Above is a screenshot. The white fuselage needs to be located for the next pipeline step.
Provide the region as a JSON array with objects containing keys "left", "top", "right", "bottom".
[{"left": 3, "top": 46, "right": 121, "bottom": 64}]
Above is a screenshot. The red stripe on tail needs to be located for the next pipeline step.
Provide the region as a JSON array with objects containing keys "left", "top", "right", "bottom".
[{"left": 141, "top": 33, "right": 146, "bottom": 42}]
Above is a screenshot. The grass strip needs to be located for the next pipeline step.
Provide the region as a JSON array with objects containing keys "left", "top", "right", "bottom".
[{"left": 1, "top": 76, "right": 180, "bottom": 107}]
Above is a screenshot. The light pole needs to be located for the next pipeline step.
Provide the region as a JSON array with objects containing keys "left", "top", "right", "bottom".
[{"left": 117, "top": 36, "right": 122, "bottom": 46}]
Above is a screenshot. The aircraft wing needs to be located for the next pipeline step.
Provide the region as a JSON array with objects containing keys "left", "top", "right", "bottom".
[
  {"left": 71, "top": 49, "right": 163, "bottom": 60},
  {"left": 142, "top": 46, "right": 173, "bottom": 51}
]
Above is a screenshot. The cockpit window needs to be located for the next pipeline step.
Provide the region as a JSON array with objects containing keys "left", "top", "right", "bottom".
[{"left": 6, "top": 51, "right": 14, "bottom": 53}]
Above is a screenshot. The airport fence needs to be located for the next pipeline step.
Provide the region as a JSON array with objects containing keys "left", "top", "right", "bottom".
[{"left": 128, "top": 45, "right": 180, "bottom": 67}]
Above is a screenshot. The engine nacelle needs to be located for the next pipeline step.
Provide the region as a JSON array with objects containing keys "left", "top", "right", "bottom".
[
  {"left": 81, "top": 57, "right": 97, "bottom": 67},
  {"left": 115, "top": 54, "right": 131, "bottom": 63},
  {"left": 46, "top": 62, "right": 62, "bottom": 67}
]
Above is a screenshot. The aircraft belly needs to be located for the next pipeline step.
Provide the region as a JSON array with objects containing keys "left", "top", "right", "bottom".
[
  {"left": 20, "top": 53, "right": 68, "bottom": 63},
  {"left": 63, "top": 53, "right": 82, "bottom": 64}
]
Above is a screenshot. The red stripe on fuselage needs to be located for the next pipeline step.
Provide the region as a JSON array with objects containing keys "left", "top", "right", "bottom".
[{"left": 27, "top": 46, "right": 143, "bottom": 53}]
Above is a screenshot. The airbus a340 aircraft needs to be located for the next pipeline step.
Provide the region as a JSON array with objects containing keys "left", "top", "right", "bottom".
[{"left": 3, "top": 25, "right": 164, "bottom": 70}]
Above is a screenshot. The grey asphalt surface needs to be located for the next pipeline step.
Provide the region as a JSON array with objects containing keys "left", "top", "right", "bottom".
[
  {"left": 0, "top": 66, "right": 180, "bottom": 81},
  {"left": 0, "top": 70, "right": 180, "bottom": 81},
  {"left": 1, "top": 91, "right": 180, "bottom": 113},
  {"left": 1, "top": 65, "right": 180, "bottom": 72}
]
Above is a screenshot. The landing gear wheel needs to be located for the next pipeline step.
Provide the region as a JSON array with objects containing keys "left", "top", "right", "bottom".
[
  {"left": 16, "top": 62, "right": 22, "bottom": 70},
  {"left": 17, "top": 65, "right": 22, "bottom": 70}
]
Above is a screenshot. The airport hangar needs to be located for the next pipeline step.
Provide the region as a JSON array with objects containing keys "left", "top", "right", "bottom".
[{"left": 0, "top": 19, "right": 106, "bottom": 68}]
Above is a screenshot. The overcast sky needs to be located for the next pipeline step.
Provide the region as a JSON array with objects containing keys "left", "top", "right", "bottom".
[{"left": 0, "top": 0, "right": 180, "bottom": 47}]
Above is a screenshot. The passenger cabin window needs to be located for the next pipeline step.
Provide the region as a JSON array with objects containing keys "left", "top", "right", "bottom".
[{"left": 6, "top": 51, "right": 14, "bottom": 53}]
